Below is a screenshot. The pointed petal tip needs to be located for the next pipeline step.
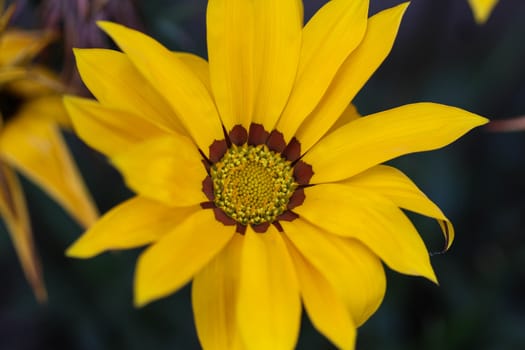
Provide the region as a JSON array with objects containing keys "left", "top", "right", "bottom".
[{"left": 65, "top": 240, "right": 97, "bottom": 259}]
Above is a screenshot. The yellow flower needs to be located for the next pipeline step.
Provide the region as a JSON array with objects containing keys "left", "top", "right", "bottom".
[
  {"left": 467, "top": 0, "right": 499, "bottom": 23},
  {"left": 0, "top": 4, "right": 98, "bottom": 302},
  {"left": 65, "top": 1, "right": 487, "bottom": 349}
]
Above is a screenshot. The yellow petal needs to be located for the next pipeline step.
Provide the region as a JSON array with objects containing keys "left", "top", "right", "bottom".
[
  {"left": 324, "top": 103, "right": 360, "bottom": 138},
  {"left": 283, "top": 219, "right": 385, "bottom": 327},
  {"left": 0, "top": 29, "right": 54, "bottom": 65},
  {"left": 176, "top": 52, "right": 211, "bottom": 93},
  {"left": 296, "top": 184, "right": 437, "bottom": 283},
  {"left": 66, "top": 196, "right": 197, "bottom": 258},
  {"left": 134, "top": 209, "right": 235, "bottom": 307},
  {"left": 73, "top": 48, "right": 186, "bottom": 136},
  {"left": 0, "top": 163, "right": 46, "bottom": 302},
  {"left": 64, "top": 96, "right": 166, "bottom": 157},
  {"left": 277, "top": 0, "right": 368, "bottom": 141},
  {"left": 295, "top": 3, "right": 409, "bottom": 151},
  {"left": 207, "top": 0, "right": 255, "bottom": 130},
  {"left": 285, "top": 237, "right": 356, "bottom": 349},
  {"left": 304, "top": 103, "right": 488, "bottom": 183},
  {"left": 19, "top": 95, "right": 70, "bottom": 127},
  {"left": 468, "top": 0, "right": 499, "bottom": 23},
  {"left": 0, "top": 106, "right": 98, "bottom": 228},
  {"left": 237, "top": 226, "right": 301, "bottom": 350},
  {"left": 192, "top": 233, "right": 244, "bottom": 350},
  {"left": 97, "top": 22, "right": 223, "bottom": 151},
  {"left": 342, "top": 165, "right": 455, "bottom": 250},
  {"left": 111, "top": 135, "right": 207, "bottom": 206},
  {"left": 251, "top": 0, "right": 303, "bottom": 130}
]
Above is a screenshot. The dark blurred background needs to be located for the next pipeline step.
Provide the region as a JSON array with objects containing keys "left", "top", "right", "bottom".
[{"left": 1, "top": 0, "right": 524, "bottom": 349}]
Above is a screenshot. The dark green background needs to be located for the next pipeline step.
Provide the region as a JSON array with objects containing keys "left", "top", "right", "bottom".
[{"left": 1, "top": 0, "right": 524, "bottom": 349}]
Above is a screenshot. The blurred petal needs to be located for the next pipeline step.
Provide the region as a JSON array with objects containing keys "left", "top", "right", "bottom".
[
  {"left": 295, "top": 3, "right": 409, "bottom": 151},
  {"left": 304, "top": 103, "right": 488, "bottom": 183},
  {"left": 0, "top": 29, "right": 54, "bottom": 65},
  {"left": 98, "top": 22, "right": 223, "bottom": 151},
  {"left": 277, "top": 0, "right": 368, "bottom": 141},
  {"left": 237, "top": 226, "right": 301, "bottom": 350},
  {"left": 468, "top": 0, "right": 499, "bottom": 23},
  {"left": 296, "top": 184, "right": 437, "bottom": 282},
  {"left": 73, "top": 48, "right": 187, "bottom": 135},
  {"left": 134, "top": 209, "right": 235, "bottom": 307},
  {"left": 111, "top": 135, "right": 208, "bottom": 206},
  {"left": 0, "top": 103, "right": 98, "bottom": 228},
  {"left": 0, "top": 163, "right": 46, "bottom": 302},
  {"left": 283, "top": 219, "right": 385, "bottom": 326},
  {"left": 64, "top": 96, "right": 166, "bottom": 157},
  {"left": 342, "top": 165, "right": 454, "bottom": 250},
  {"left": 285, "top": 237, "right": 356, "bottom": 349},
  {"left": 67, "top": 196, "right": 198, "bottom": 258},
  {"left": 192, "top": 233, "right": 243, "bottom": 350}
]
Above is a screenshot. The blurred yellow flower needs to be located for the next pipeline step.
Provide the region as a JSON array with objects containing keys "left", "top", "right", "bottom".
[
  {"left": 467, "top": 0, "right": 499, "bottom": 23},
  {"left": 0, "top": 4, "right": 98, "bottom": 302},
  {"left": 65, "top": 0, "right": 487, "bottom": 348}
]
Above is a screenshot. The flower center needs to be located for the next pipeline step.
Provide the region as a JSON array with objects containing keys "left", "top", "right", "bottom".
[{"left": 211, "top": 144, "right": 297, "bottom": 226}]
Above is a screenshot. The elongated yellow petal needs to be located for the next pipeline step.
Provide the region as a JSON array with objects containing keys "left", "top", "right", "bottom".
[
  {"left": 73, "top": 48, "right": 186, "bottom": 136},
  {"left": 304, "top": 103, "right": 488, "bottom": 183},
  {"left": 324, "top": 103, "right": 360, "bottom": 138},
  {"left": 0, "top": 163, "right": 46, "bottom": 302},
  {"left": 66, "top": 196, "right": 197, "bottom": 258},
  {"left": 468, "top": 0, "right": 499, "bottom": 23},
  {"left": 176, "top": 52, "right": 212, "bottom": 93},
  {"left": 277, "top": 0, "right": 368, "bottom": 141},
  {"left": 283, "top": 219, "right": 385, "bottom": 326},
  {"left": 237, "top": 226, "right": 301, "bottom": 350},
  {"left": 134, "top": 209, "right": 235, "bottom": 307},
  {"left": 207, "top": 0, "right": 255, "bottom": 130},
  {"left": 111, "top": 135, "right": 208, "bottom": 207},
  {"left": 0, "top": 102, "right": 98, "bottom": 228},
  {"left": 97, "top": 22, "right": 223, "bottom": 151},
  {"left": 295, "top": 3, "right": 409, "bottom": 151},
  {"left": 64, "top": 96, "right": 166, "bottom": 157},
  {"left": 296, "top": 184, "right": 437, "bottom": 283},
  {"left": 285, "top": 237, "right": 356, "bottom": 349},
  {"left": 342, "top": 165, "right": 455, "bottom": 250},
  {"left": 192, "top": 233, "right": 244, "bottom": 350},
  {"left": 250, "top": 0, "right": 303, "bottom": 130}
]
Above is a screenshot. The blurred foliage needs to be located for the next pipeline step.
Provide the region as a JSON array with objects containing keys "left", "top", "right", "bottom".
[{"left": 1, "top": 0, "right": 524, "bottom": 349}]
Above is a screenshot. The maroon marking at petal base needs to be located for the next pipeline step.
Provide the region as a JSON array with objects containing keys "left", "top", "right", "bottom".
[
  {"left": 277, "top": 210, "right": 299, "bottom": 222},
  {"left": 294, "top": 161, "right": 314, "bottom": 185},
  {"left": 272, "top": 221, "right": 284, "bottom": 232},
  {"left": 213, "top": 207, "right": 236, "bottom": 226},
  {"left": 236, "top": 223, "right": 247, "bottom": 235},
  {"left": 248, "top": 123, "right": 269, "bottom": 146},
  {"left": 252, "top": 222, "right": 270, "bottom": 233},
  {"left": 202, "top": 176, "right": 214, "bottom": 201},
  {"left": 209, "top": 139, "right": 228, "bottom": 163},
  {"left": 283, "top": 137, "right": 301, "bottom": 162},
  {"left": 287, "top": 188, "right": 305, "bottom": 209},
  {"left": 200, "top": 201, "right": 215, "bottom": 209},
  {"left": 266, "top": 130, "right": 286, "bottom": 153},
  {"left": 229, "top": 125, "right": 248, "bottom": 146}
]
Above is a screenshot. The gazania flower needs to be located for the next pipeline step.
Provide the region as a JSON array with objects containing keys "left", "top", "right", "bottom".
[
  {"left": 0, "top": 3, "right": 98, "bottom": 301},
  {"left": 467, "top": 0, "right": 499, "bottom": 23},
  {"left": 65, "top": 0, "right": 487, "bottom": 348}
]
